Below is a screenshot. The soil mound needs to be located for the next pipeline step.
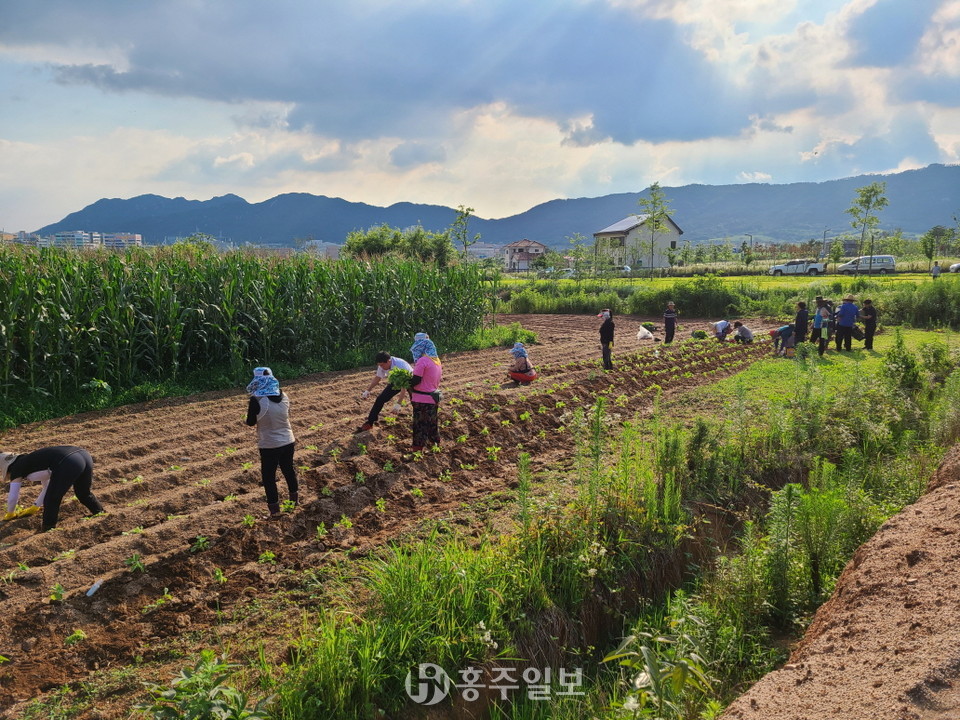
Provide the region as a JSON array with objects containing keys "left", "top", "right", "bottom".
[{"left": 722, "top": 444, "right": 960, "bottom": 720}]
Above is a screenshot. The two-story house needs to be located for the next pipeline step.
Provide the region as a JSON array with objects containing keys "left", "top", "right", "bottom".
[
  {"left": 593, "top": 214, "right": 684, "bottom": 270},
  {"left": 501, "top": 238, "right": 548, "bottom": 272}
]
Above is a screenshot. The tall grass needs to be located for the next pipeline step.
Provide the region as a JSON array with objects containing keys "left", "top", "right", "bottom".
[{"left": 0, "top": 244, "right": 487, "bottom": 402}]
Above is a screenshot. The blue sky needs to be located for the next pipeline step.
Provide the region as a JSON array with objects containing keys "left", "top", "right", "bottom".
[{"left": 1, "top": 0, "right": 958, "bottom": 231}]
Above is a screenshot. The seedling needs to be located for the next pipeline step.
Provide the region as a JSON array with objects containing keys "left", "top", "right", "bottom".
[
  {"left": 329, "top": 447, "right": 343, "bottom": 463},
  {"left": 240, "top": 461, "right": 253, "bottom": 471},
  {"left": 49, "top": 583, "right": 65, "bottom": 602},
  {"left": 353, "top": 471, "right": 366, "bottom": 484},
  {"left": 194, "top": 478, "right": 211, "bottom": 487},
  {"left": 142, "top": 588, "right": 174, "bottom": 614},
  {"left": 52, "top": 549, "right": 75, "bottom": 563},
  {"left": 280, "top": 499, "right": 297, "bottom": 513},
  {"left": 456, "top": 434, "right": 468, "bottom": 443},
  {"left": 480, "top": 427, "right": 490, "bottom": 436},
  {"left": 383, "top": 460, "right": 395, "bottom": 472},
  {"left": 438, "top": 470, "right": 452, "bottom": 483},
  {"left": 411, "top": 450, "right": 424, "bottom": 461},
  {"left": 305, "top": 444, "right": 318, "bottom": 451},
  {"left": 501, "top": 420, "right": 511, "bottom": 427},
  {"left": 410, "top": 487, "right": 425, "bottom": 498},
  {"left": 321, "top": 486, "right": 333, "bottom": 497},
  {"left": 357, "top": 443, "right": 367, "bottom": 455},
  {"left": 309, "top": 423, "right": 324, "bottom": 431},
  {"left": 431, "top": 444, "right": 442, "bottom": 454},
  {"left": 212, "top": 568, "right": 228, "bottom": 584},
  {"left": 190, "top": 536, "right": 210, "bottom": 553},
  {"left": 519, "top": 411, "right": 531, "bottom": 422},
  {"left": 337, "top": 514, "right": 353, "bottom": 529},
  {"left": 258, "top": 551, "right": 276, "bottom": 564},
  {"left": 223, "top": 494, "right": 238, "bottom": 502},
  {"left": 486, "top": 446, "right": 502, "bottom": 462},
  {"left": 64, "top": 629, "right": 87, "bottom": 646},
  {"left": 375, "top": 498, "right": 387, "bottom": 512},
  {"left": 125, "top": 553, "right": 146, "bottom": 573},
  {"left": 122, "top": 526, "right": 144, "bottom": 536},
  {"left": 242, "top": 514, "right": 256, "bottom": 527},
  {"left": 315, "top": 522, "right": 328, "bottom": 539},
  {"left": 168, "top": 465, "right": 184, "bottom": 472}
]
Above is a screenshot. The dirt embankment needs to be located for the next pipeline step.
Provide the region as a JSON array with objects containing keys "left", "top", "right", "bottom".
[{"left": 722, "top": 444, "right": 960, "bottom": 720}]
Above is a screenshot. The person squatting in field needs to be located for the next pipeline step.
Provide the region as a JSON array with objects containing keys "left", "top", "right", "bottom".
[
  {"left": 711, "top": 320, "right": 733, "bottom": 341},
  {"left": 0, "top": 446, "right": 104, "bottom": 531},
  {"left": 732, "top": 321, "right": 754, "bottom": 343},
  {"left": 506, "top": 342, "right": 538, "bottom": 385},
  {"left": 409, "top": 333, "right": 443, "bottom": 452},
  {"left": 245, "top": 367, "right": 298, "bottom": 519},
  {"left": 356, "top": 351, "right": 413, "bottom": 433},
  {"left": 598, "top": 309, "right": 615, "bottom": 370}
]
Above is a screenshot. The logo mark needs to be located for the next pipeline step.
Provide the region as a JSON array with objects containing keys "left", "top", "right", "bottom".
[{"left": 405, "top": 663, "right": 452, "bottom": 705}]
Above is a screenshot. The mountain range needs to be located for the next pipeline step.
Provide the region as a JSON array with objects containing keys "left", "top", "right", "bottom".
[{"left": 37, "top": 164, "right": 960, "bottom": 249}]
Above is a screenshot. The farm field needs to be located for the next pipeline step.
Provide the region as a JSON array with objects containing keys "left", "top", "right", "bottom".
[
  {"left": 500, "top": 272, "right": 951, "bottom": 289},
  {"left": 0, "top": 314, "right": 780, "bottom": 717}
]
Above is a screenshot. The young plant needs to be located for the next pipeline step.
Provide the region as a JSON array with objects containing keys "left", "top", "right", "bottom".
[
  {"left": 242, "top": 514, "right": 256, "bottom": 527},
  {"left": 212, "top": 568, "right": 228, "bottom": 585},
  {"left": 315, "top": 522, "right": 328, "bottom": 539},
  {"left": 410, "top": 487, "right": 425, "bottom": 498},
  {"left": 125, "top": 553, "right": 146, "bottom": 573},
  {"left": 190, "top": 536, "right": 210, "bottom": 553},
  {"left": 383, "top": 460, "right": 395, "bottom": 472},
  {"left": 375, "top": 498, "right": 387, "bottom": 513},
  {"left": 49, "top": 583, "right": 65, "bottom": 602},
  {"left": 64, "top": 629, "right": 87, "bottom": 646},
  {"left": 486, "top": 446, "right": 502, "bottom": 462},
  {"left": 258, "top": 551, "right": 277, "bottom": 565},
  {"left": 280, "top": 499, "right": 297, "bottom": 513}
]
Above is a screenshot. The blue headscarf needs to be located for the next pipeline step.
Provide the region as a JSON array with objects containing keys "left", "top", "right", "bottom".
[
  {"left": 510, "top": 342, "right": 528, "bottom": 359},
  {"left": 246, "top": 366, "right": 280, "bottom": 397},
  {"left": 410, "top": 332, "right": 439, "bottom": 362}
]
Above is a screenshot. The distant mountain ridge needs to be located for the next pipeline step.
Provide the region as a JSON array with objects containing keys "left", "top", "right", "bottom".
[{"left": 37, "top": 164, "right": 960, "bottom": 248}]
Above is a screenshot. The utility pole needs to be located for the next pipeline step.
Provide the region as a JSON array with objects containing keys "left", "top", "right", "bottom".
[
  {"left": 745, "top": 233, "right": 753, "bottom": 249},
  {"left": 822, "top": 228, "right": 829, "bottom": 258}
]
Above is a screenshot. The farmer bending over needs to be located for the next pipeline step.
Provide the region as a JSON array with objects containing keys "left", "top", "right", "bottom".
[{"left": 356, "top": 351, "right": 413, "bottom": 433}]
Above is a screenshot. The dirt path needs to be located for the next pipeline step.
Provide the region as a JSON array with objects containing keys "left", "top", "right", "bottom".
[
  {"left": 0, "top": 314, "right": 776, "bottom": 717},
  {"left": 722, "top": 445, "right": 960, "bottom": 720}
]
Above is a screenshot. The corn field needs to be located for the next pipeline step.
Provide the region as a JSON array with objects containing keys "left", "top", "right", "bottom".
[{"left": 0, "top": 244, "right": 487, "bottom": 399}]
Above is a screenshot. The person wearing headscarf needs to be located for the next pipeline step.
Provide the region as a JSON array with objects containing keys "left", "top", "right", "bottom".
[
  {"left": 244, "top": 367, "right": 298, "bottom": 518},
  {"left": 507, "top": 342, "right": 538, "bottom": 385},
  {"left": 408, "top": 333, "right": 443, "bottom": 451},
  {"left": 598, "top": 309, "right": 615, "bottom": 370},
  {"left": 1, "top": 446, "right": 104, "bottom": 531}
]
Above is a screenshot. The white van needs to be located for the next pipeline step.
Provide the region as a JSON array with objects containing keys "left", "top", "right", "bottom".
[{"left": 837, "top": 255, "right": 896, "bottom": 275}]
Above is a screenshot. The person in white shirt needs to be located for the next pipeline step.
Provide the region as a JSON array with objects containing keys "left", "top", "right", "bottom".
[
  {"left": 712, "top": 320, "right": 733, "bottom": 341},
  {"left": 356, "top": 351, "right": 413, "bottom": 432},
  {"left": 732, "top": 322, "right": 754, "bottom": 343}
]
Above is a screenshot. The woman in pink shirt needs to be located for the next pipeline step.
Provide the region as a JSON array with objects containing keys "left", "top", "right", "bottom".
[{"left": 409, "top": 332, "right": 443, "bottom": 451}]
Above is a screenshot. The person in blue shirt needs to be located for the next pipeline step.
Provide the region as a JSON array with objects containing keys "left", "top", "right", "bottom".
[
  {"left": 770, "top": 325, "right": 795, "bottom": 356},
  {"left": 834, "top": 295, "right": 860, "bottom": 352}
]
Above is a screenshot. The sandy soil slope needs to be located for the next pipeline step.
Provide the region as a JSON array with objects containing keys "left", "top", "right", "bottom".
[
  {"left": 722, "top": 444, "right": 960, "bottom": 720},
  {"left": 0, "top": 314, "right": 776, "bottom": 717}
]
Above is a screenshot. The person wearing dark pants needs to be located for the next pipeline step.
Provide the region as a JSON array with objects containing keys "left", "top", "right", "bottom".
[
  {"left": 860, "top": 299, "right": 878, "bottom": 350},
  {"left": 663, "top": 302, "right": 677, "bottom": 344},
  {"left": 1, "top": 446, "right": 104, "bottom": 531},
  {"left": 598, "top": 309, "right": 615, "bottom": 370},
  {"left": 246, "top": 367, "right": 298, "bottom": 519},
  {"left": 834, "top": 295, "right": 859, "bottom": 352},
  {"left": 794, "top": 302, "right": 809, "bottom": 344},
  {"left": 356, "top": 351, "right": 413, "bottom": 433}
]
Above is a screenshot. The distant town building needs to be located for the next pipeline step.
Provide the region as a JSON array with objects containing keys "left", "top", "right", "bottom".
[
  {"left": 466, "top": 242, "right": 503, "bottom": 260},
  {"left": 593, "top": 214, "right": 684, "bottom": 269},
  {"left": 501, "top": 239, "right": 548, "bottom": 272}
]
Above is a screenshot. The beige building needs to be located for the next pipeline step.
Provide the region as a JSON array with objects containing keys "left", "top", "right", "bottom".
[
  {"left": 501, "top": 238, "right": 548, "bottom": 271},
  {"left": 593, "top": 214, "right": 684, "bottom": 270}
]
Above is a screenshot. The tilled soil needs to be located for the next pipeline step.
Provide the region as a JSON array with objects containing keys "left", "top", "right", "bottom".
[
  {"left": 722, "top": 444, "right": 960, "bottom": 720},
  {"left": 0, "top": 314, "right": 779, "bottom": 717}
]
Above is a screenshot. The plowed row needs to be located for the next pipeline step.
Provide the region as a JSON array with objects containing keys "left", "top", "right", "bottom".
[{"left": 0, "top": 314, "right": 777, "bottom": 716}]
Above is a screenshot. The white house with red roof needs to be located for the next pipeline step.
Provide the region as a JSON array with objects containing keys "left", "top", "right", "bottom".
[
  {"left": 501, "top": 238, "right": 548, "bottom": 271},
  {"left": 593, "top": 214, "right": 684, "bottom": 270}
]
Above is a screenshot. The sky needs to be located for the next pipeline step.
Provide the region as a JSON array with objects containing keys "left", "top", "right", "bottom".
[{"left": 1, "top": 0, "right": 959, "bottom": 231}]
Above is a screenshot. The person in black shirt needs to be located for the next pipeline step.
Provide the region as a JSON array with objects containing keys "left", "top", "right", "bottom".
[
  {"left": 860, "top": 299, "right": 878, "bottom": 350},
  {"left": 794, "top": 301, "right": 810, "bottom": 344},
  {"left": 1, "top": 446, "right": 104, "bottom": 531},
  {"left": 598, "top": 309, "right": 615, "bottom": 370},
  {"left": 663, "top": 301, "right": 677, "bottom": 344}
]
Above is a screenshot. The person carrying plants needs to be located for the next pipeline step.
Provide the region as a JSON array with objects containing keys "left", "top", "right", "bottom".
[
  {"left": 663, "top": 301, "right": 678, "bottom": 344},
  {"left": 0, "top": 446, "right": 104, "bottom": 531},
  {"left": 409, "top": 333, "right": 443, "bottom": 452},
  {"left": 834, "top": 295, "right": 860, "bottom": 352},
  {"left": 245, "top": 367, "right": 298, "bottom": 519},
  {"left": 598, "top": 309, "right": 615, "bottom": 370},
  {"left": 356, "top": 351, "right": 414, "bottom": 433},
  {"left": 860, "top": 299, "right": 878, "bottom": 350},
  {"left": 506, "top": 342, "right": 539, "bottom": 385}
]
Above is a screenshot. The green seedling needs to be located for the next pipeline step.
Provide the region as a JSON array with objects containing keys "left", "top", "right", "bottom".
[
  {"left": 49, "top": 583, "right": 65, "bottom": 602},
  {"left": 337, "top": 514, "right": 353, "bottom": 529},
  {"left": 223, "top": 494, "right": 238, "bottom": 502},
  {"left": 122, "top": 526, "right": 144, "bottom": 536},
  {"left": 315, "top": 522, "right": 328, "bottom": 539},
  {"left": 258, "top": 551, "right": 276, "bottom": 564},
  {"left": 212, "top": 568, "right": 228, "bottom": 584},
  {"left": 353, "top": 471, "right": 366, "bottom": 484},
  {"left": 383, "top": 460, "right": 395, "bottom": 472},
  {"left": 280, "top": 499, "right": 297, "bottom": 513},
  {"left": 240, "top": 461, "right": 253, "bottom": 471},
  {"left": 486, "top": 446, "right": 502, "bottom": 462},
  {"left": 64, "top": 629, "right": 87, "bottom": 646},
  {"left": 410, "top": 488, "right": 424, "bottom": 498},
  {"left": 142, "top": 588, "right": 174, "bottom": 615},
  {"left": 375, "top": 498, "right": 387, "bottom": 512},
  {"left": 190, "top": 536, "right": 210, "bottom": 553},
  {"left": 125, "top": 553, "right": 146, "bottom": 573},
  {"left": 242, "top": 514, "right": 256, "bottom": 527}
]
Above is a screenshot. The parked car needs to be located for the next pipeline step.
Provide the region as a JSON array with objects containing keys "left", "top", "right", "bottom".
[
  {"left": 837, "top": 255, "right": 896, "bottom": 275},
  {"left": 768, "top": 259, "right": 826, "bottom": 276},
  {"left": 950, "top": 262, "right": 960, "bottom": 273}
]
